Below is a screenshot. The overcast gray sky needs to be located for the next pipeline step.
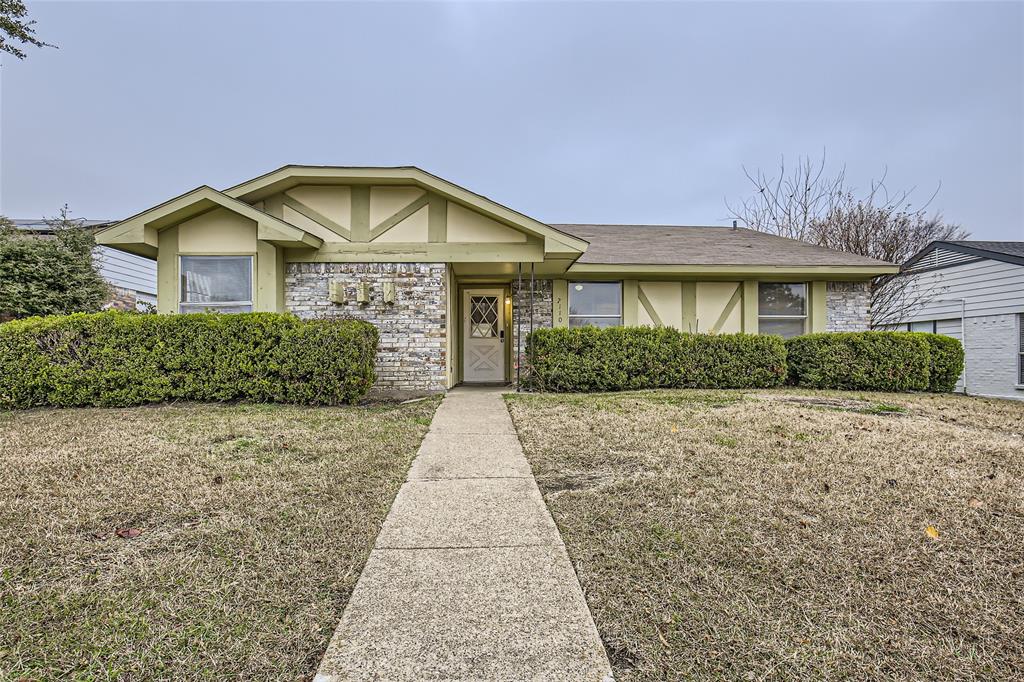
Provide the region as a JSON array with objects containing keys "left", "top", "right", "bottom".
[{"left": 2, "top": 1, "right": 1022, "bottom": 239}]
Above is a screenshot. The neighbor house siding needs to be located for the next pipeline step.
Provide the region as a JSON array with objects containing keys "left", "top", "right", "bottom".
[
  {"left": 94, "top": 246, "right": 157, "bottom": 302},
  {"left": 875, "top": 255, "right": 1024, "bottom": 399},
  {"left": 962, "top": 313, "right": 1023, "bottom": 400},
  {"left": 893, "top": 258, "right": 1024, "bottom": 322},
  {"left": 284, "top": 262, "right": 447, "bottom": 396}
]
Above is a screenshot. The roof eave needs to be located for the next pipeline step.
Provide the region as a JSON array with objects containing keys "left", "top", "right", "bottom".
[
  {"left": 567, "top": 263, "right": 898, "bottom": 279},
  {"left": 95, "top": 186, "right": 323, "bottom": 252}
]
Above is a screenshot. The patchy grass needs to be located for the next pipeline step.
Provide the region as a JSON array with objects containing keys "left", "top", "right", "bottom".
[
  {"left": 0, "top": 399, "right": 439, "bottom": 680},
  {"left": 507, "top": 389, "right": 1024, "bottom": 681}
]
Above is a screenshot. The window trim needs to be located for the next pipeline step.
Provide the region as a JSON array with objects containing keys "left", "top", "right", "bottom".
[
  {"left": 568, "top": 281, "right": 623, "bottom": 327},
  {"left": 757, "top": 282, "right": 808, "bottom": 336},
  {"left": 178, "top": 254, "right": 255, "bottom": 313}
]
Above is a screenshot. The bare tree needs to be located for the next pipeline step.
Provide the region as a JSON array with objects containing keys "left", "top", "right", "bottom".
[{"left": 727, "top": 153, "right": 968, "bottom": 326}]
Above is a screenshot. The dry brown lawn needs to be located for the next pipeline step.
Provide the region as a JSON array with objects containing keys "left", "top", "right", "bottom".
[
  {"left": 0, "top": 399, "right": 438, "bottom": 681},
  {"left": 506, "top": 389, "right": 1024, "bottom": 681}
]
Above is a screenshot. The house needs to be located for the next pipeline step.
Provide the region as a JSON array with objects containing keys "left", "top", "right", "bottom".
[
  {"left": 95, "top": 165, "right": 897, "bottom": 395},
  {"left": 12, "top": 219, "right": 157, "bottom": 310},
  {"left": 877, "top": 240, "right": 1024, "bottom": 400}
]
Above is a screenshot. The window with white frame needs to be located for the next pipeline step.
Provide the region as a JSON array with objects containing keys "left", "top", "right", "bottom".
[
  {"left": 757, "top": 283, "right": 807, "bottom": 338},
  {"left": 179, "top": 256, "right": 253, "bottom": 313},
  {"left": 568, "top": 282, "right": 622, "bottom": 328}
]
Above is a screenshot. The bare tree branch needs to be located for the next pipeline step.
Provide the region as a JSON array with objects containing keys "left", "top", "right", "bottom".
[{"left": 727, "top": 153, "right": 968, "bottom": 325}]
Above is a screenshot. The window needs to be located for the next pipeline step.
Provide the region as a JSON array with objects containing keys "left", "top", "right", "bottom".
[
  {"left": 907, "top": 320, "right": 936, "bottom": 333},
  {"left": 758, "top": 283, "right": 806, "bottom": 338},
  {"left": 179, "top": 256, "right": 253, "bottom": 313},
  {"left": 569, "top": 282, "right": 622, "bottom": 328},
  {"left": 470, "top": 295, "right": 499, "bottom": 338}
]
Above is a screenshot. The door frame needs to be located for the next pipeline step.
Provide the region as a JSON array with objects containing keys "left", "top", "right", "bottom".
[{"left": 456, "top": 283, "right": 512, "bottom": 385}]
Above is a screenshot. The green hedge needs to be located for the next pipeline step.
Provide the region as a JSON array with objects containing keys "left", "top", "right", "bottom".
[
  {"left": 0, "top": 312, "right": 378, "bottom": 409},
  {"left": 785, "top": 331, "right": 934, "bottom": 392},
  {"left": 524, "top": 326, "right": 787, "bottom": 392},
  {"left": 913, "top": 332, "right": 965, "bottom": 393}
]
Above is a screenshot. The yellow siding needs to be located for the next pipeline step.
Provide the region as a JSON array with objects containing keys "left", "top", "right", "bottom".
[
  {"left": 622, "top": 280, "right": 753, "bottom": 333},
  {"left": 637, "top": 281, "right": 683, "bottom": 328},
  {"left": 177, "top": 208, "right": 256, "bottom": 253},
  {"left": 156, "top": 226, "right": 179, "bottom": 314},
  {"left": 446, "top": 202, "right": 527, "bottom": 243},
  {"left": 373, "top": 205, "right": 429, "bottom": 242},
  {"left": 255, "top": 241, "right": 283, "bottom": 312},
  {"left": 369, "top": 186, "right": 425, "bottom": 227},
  {"left": 282, "top": 204, "right": 349, "bottom": 243},
  {"left": 286, "top": 185, "right": 351, "bottom": 228},
  {"left": 695, "top": 282, "right": 743, "bottom": 333}
]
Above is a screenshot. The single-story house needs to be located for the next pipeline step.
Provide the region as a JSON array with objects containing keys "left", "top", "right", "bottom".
[
  {"left": 96, "top": 165, "right": 897, "bottom": 394},
  {"left": 876, "top": 240, "right": 1024, "bottom": 400},
  {"left": 12, "top": 218, "right": 158, "bottom": 310}
]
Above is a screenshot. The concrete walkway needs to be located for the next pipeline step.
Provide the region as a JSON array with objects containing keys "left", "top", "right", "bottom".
[{"left": 314, "top": 386, "right": 612, "bottom": 681}]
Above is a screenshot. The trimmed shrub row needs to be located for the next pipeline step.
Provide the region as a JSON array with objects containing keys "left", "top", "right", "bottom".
[
  {"left": 524, "top": 326, "right": 788, "bottom": 392},
  {"left": 785, "top": 332, "right": 964, "bottom": 393},
  {"left": 525, "top": 327, "right": 964, "bottom": 394},
  {"left": 918, "top": 332, "right": 966, "bottom": 393},
  {"left": 0, "top": 312, "right": 378, "bottom": 409}
]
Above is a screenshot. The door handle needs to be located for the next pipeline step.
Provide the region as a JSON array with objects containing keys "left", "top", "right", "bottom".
[{"left": 499, "top": 330, "right": 505, "bottom": 343}]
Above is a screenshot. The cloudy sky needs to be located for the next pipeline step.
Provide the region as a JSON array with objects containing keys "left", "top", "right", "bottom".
[{"left": 2, "top": 1, "right": 1022, "bottom": 239}]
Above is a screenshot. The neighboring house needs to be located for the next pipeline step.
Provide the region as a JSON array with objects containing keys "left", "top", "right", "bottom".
[
  {"left": 877, "top": 240, "right": 1024, "bottom": 400},
  {"left": 12, "top": 219, "right": 158, "bottom": 310},
  {"left": 96, "top": 165, "right": 897, "bottom": 395}
]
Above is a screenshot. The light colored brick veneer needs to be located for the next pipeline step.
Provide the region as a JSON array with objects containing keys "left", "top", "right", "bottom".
[{"left": 285, "top": 262, "right": 447, "bottom": 396}]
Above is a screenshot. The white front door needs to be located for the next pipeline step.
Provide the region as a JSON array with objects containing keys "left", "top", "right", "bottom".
[{"left": 463, "top": 288, "right": 506, "bottom": 383}]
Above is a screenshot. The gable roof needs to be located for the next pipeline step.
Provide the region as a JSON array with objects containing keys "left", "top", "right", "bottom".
[
  {"left": 95, "top": 186, "right": 323, "bottom": 257},
  {"left": 903, "top": 240, "right": 1024, "bottom": 271},
  {"left": 223, "top": 165, "right": 589, "bottom": 256},
  {"left": 556, "top": 224, "right": 897, "bottom": 271}
]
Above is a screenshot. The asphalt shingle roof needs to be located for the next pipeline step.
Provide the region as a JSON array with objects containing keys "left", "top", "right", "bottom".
[
  {"left": 554, "top": 224, "right": 895, "bottom": 267},
  {"left": 943, "top": 241, "right": 1024, "bottom": 259}
]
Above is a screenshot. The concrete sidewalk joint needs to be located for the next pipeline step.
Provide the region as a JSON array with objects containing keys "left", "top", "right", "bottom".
[{"left": 314, "top": 386, "right": 612, "bottom": 681}]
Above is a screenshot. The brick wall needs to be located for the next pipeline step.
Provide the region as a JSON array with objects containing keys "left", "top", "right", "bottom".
[
  {"left": 511, "top": 277, "right": 553, "bottom": 376},
  {"left": 285, "top": 262, "right": 447, "bottom": 397},
  {"left": 826, "top": 281, "right": 871, "bottom": 331},
  {"left": 964, "top": 313, "right": 1023, "bottom": 400},
  {"left": 102, "top": 286, "right": 139, "bottom": 311}
]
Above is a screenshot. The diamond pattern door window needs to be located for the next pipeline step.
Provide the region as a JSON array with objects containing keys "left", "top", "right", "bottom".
[{"left": 470, "top": 296, "right": 499, "bottom": 338}]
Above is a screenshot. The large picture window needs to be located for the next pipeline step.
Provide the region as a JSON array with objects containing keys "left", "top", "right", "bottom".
[
  {"left": 758, "top": 283, "right": 806, "bottom": 338},
  {"left": 179, "top": 256, "right": 253, "bottom": 313},
  {"left": 569, "top": 282, "right": 622, "bottom": 328}
]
